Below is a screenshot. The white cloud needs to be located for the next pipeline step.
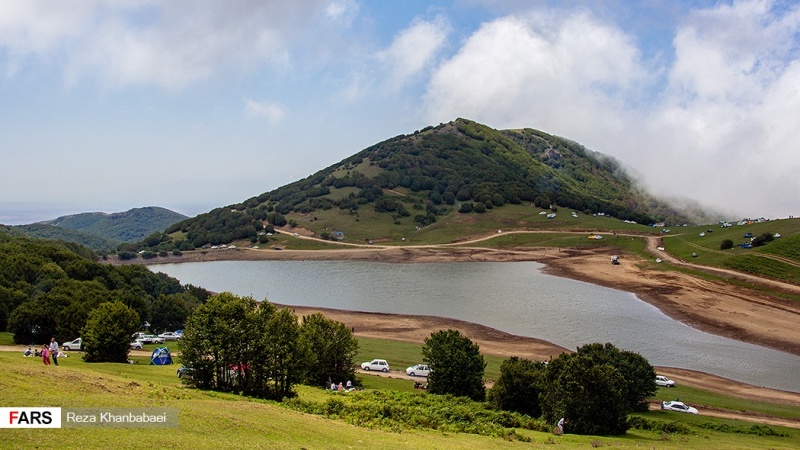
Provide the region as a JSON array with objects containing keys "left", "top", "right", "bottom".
[
  {"left": 423, "top": 10, "right": 647, "bottom": 132},
  {"left": 245, "top": 98, "right": 285, "bottom": 123},
  {"left": 645, "top": 0, "right": 800, "bottom": 216},
  {"left": 377, "top": 15, "right": 450, "bottom": 91},
  {"left": 422, "top": 1, "right": 800, "bottom": 218},
  {"left": 0, "top": 1, "right": 350, "bottom": 90}
]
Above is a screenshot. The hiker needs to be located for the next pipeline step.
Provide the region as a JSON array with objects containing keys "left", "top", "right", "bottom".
[
  {"left": 49, "top": 338, "right": 59, "bottom": 366},
  {"left": 41, "top": 345, "right": 50, "bottom": 366}
]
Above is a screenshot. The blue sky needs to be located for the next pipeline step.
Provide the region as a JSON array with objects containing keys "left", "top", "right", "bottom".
[{"left": 1, "top": 0, "right": 798, "bottom": 224}]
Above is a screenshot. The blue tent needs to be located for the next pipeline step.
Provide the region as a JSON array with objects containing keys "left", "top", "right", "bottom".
[{"left": 150, "top": 347, "right": 173, "bottom": 365}]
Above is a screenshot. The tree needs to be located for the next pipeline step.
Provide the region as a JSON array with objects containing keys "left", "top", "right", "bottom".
[
  {"left": 263, "top": 308, "right": 305, "bottom": 399},
  {"left": 179, "top": 293, "right": 259, "bottom": 392},
  {"left": 488, "top": 357, "right": 547, "bottom": 417},
  {"left": 150, "top": 293, "right": 192, "bottom": 332},
  {"left": 574, "top": 343, "right": 656, "bottom": 412},
  {"left": 300, "top": 313, "right": 359, "bottom": 387},
  {"left": 422, "top": 329, "right": 486, "bottom": 401},
  {"left": 540, "top": 342, "right": 654, "bottom": 435},
  {"left": 542, "top": 354, "right": 629, "bottom": 435},
  {"left": 82, "top": 302, "right": 140, "bottom": 363},
  {"left": 179, "top": 293, "right": 305, "bottom": 400}
]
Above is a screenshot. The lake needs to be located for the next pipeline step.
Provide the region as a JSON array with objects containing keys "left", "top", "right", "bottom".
[{"left": 150, "top": 260, "right": 800, "bottom": 393}]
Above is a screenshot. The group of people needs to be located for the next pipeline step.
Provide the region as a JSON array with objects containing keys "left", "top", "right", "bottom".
[
  {"left": 328, "top": 379, "right": 355, "bottom": 392},
  {"left": 22, "top": 338, "right": 61, "bottom": 367}
]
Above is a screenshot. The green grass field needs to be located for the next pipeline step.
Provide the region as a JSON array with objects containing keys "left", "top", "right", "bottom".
[{"left": 2, "top": 335, "right": 798, "bottom": 449}]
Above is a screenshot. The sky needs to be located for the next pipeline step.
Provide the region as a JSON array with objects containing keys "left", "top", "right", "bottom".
[{"left": 1, "top": 0, "right": 799, "bottom": 225}]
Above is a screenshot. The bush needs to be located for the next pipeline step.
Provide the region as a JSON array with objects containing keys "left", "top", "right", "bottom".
[
  {"left": 284, "top": 390, "right": 548, "bottom": 439},
  {"left": 720, "top": 239, "right": 734, "bottom": 250}
]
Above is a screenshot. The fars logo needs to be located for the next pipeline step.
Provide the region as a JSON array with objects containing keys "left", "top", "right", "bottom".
[{"left": 0, "top": 407, "right": 62, "bottom": 428}]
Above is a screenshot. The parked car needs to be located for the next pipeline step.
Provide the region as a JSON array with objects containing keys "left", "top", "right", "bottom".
[
  {"left": 361, "top": 359, "right": 390, "bottom": 372},
  {"left": 158, "top": 332, "right": 182, "bottom": 341},
  {"left": 62, "top": 338, "right": 82, "bottom": 351},
  {"left": 129, "top": 341, "right": 143, "bottom": 350},
  {"left": 177, "top": 366, "right": 194, "bottom": 379},
  {"left": 661, "top": 401, "right": 698, "bottom": 414},
  {"left": 136, "top": 335, "right": 165, "bottom": 345},
  {"left": 655, "top": 375, "right": 676, "bottom": 387},
  {"left": 406, "top": 364, "right": 431, "bottom": 377}
]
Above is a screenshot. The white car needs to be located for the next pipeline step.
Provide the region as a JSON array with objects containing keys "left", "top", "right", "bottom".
[
  {"left": 129, "top": 341, "right": 143, "bottom": 350},
  {"left": 661, "top": 401, "right": 698, "bottom": 414},
  {"left": 361, "top": 359, "right": 390, "bottom": 372},
  {"left": 62, "top": 338, "right": 82, "bottom": 351},
  {"left": 158, "top": 332, "right": 182, "bottom": 341},
  {"left": 406, "top": 364, "right": 430, "bottom": 377},
  {"left": 655, "top": 375, "right": 675, "bottom": 387}
]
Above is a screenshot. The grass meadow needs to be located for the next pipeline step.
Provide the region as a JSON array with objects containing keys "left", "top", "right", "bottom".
[{"left": 2, "top": 333, "right": 798, "bottom": 449}]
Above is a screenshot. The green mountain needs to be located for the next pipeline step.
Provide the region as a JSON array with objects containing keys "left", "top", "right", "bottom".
[
  {"left": 42, "top": 207, "right": 186, "bottom": 241},
  {"left": 11, "top": 206, "right": 187, "bottom": 252},
  {"left": 6, "top": 223, "right": 120, "bottom": 252},
  {"left": 157, "top": 119, "right": 701, "bottom": 249}
]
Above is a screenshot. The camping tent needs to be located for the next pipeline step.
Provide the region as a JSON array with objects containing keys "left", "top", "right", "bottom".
[{"left": 150, "top": 347, "right": 173, "bottom": 365}]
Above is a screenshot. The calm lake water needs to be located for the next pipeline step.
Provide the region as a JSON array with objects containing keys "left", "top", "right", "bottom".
[{"left": 150, "top": 260, "right": 800, "bottom": 393}]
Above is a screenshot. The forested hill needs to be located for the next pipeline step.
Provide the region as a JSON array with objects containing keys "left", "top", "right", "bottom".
[
  {"left": 154, "top": 119, "right": 697, "bottom": 249},
  {"left": 0, "top": 230, "right": 209, "bottom": 343},
  {"left": 12, "top": 206, "right": 188, "bottom": 251},
  {"left": 41, "top": 206, "right": 187, "bottom": 242}
]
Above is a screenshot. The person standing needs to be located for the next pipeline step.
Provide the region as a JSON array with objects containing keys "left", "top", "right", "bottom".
[
  {"left": 49, "top": 338, "right": 59, "bottom": 366},
  {"left": 41, "top": 345, "right": 50, "bottom": 366}
]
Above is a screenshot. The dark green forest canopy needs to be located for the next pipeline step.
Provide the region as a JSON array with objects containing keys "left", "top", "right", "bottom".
[
  {"left": 156, "top": 119, "right": 696, "bottom": 249},
  {"left": 0, "top": 230, "right": 208, "bottom": 343}
]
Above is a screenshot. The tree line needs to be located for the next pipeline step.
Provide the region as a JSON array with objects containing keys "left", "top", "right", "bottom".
[
  {"left": 178, "top": 292, "right": 359, "bottom": 400},
  {"left": 0, "top": 230, "right": 209, "bottom": 345},
  {"left": 422, "top": 330, "right": 656, "bottom": 436}
]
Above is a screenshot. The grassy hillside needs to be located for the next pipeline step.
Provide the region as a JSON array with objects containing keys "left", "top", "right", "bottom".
[{"left": 1, "top": 342, "right": 797, "bottom": 449}]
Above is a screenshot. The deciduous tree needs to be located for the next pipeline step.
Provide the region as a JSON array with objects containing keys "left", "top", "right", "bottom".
[
  {"left": 423, "top": 329, "right": 486, "bottom": 401},
  {"left": 82, "top": 302, "right": 140, "bottom": 363}
]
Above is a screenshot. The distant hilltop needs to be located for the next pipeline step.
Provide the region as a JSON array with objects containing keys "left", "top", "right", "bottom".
[
  {"left": 7, "top": 206, "right": 187, "bottom": 252},
  {"left": 155, "top": 118, "right": 715, "bottom": 249}
]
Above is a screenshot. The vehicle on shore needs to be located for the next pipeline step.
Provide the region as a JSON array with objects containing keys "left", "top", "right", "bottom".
[
  {"left": 661, "top": 400, "right": 698, "bottom": 414},
  {"left": 406, "top": 364, "right": 430, "bottom": 377},
  {"left": 361, "top": 359, "right": 390, "bottom": 372},
  {"left": 656, "top": 375, "right": 676, "bottom": 387}
]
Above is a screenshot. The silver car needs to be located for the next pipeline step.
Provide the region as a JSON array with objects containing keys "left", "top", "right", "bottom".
[
  {"left": 406, "top": 364, "right": 431, "bottom": 377},
  {"left": 661, "top": 401, "right": 698, "bottom": 414}
]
